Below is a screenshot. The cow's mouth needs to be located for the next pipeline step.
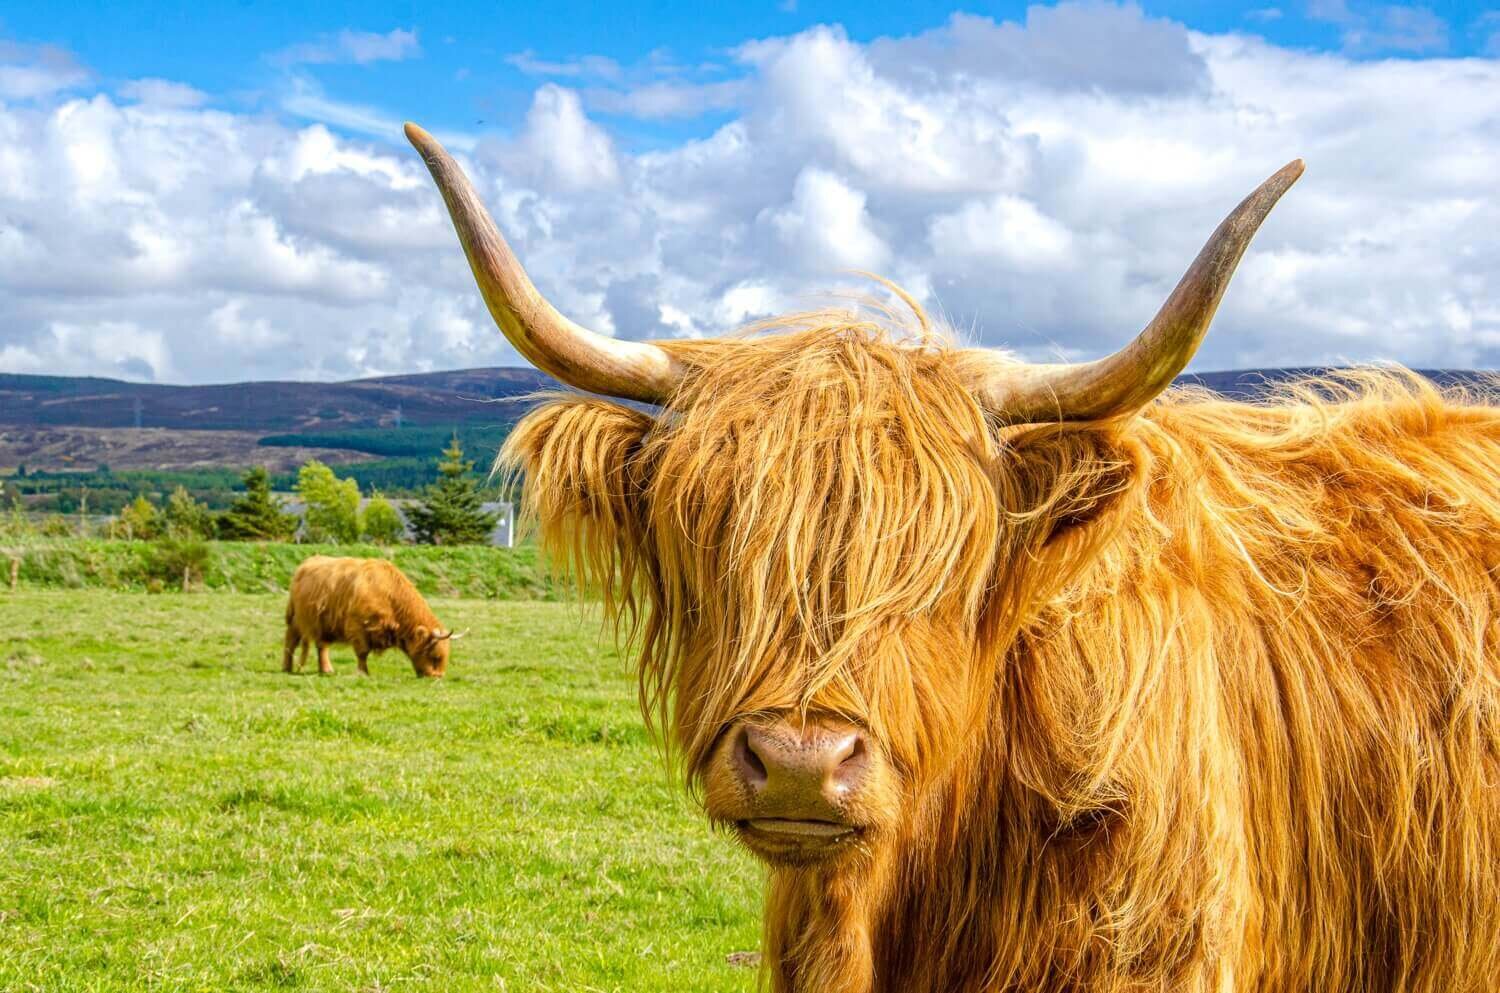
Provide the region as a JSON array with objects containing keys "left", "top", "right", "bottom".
[{"left": 735, "top": 818, "right": 863, "bottom": 861}]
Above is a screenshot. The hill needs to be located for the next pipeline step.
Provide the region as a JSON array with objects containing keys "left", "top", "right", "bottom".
[
  {"left": 0, "top": 367, "right": 556, "bottom": 433},
  {"left": 1, "top": 365, "right": 1492, "bottom": 478}
]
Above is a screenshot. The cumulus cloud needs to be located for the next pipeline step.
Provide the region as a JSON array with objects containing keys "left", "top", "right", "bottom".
[
  {"left": 496, "top": 85, "right": 621, "bottom": 191},
  {"left": 1, "top": 3, "right": 1498, "bottom": 385}
]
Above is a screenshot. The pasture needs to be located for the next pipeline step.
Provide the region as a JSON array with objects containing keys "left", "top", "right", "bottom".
[{"left": 0, "top": 591, "right": 761, "bottom": 992}]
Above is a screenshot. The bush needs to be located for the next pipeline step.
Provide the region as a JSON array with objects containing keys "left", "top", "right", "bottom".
[
  {"left": 0, "top": 509, "right": 33, "bottom": 539},
  {"left": 163, "top": 485, "right": 215, "bottom": 539},
  {"left": 111, "top": 495, "right": 162, "bottom": 540},
  {"left": 38, "top": 515, "right": 74, "bottom": 538},
  {"left": 361, "top": 494, "right": 407, "bottom": 545},
  {"left": 296, "top": 460, "right": 361, "bottom": 544},
  {"left": 142, "top": 537, "right": 215, "bottom": 591}
]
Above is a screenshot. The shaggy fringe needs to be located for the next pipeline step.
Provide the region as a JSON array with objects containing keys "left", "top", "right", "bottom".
[{"left": 499, "top": 305, "right": 1499, "bottom": 993}]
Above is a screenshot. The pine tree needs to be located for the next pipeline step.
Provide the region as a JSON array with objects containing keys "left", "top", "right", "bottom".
[
  {"left": 407, "top": 436, "right": 499, "bottom": 545},
  {"left": 217, "top": 467, "right": 297, "bottom": 541}
]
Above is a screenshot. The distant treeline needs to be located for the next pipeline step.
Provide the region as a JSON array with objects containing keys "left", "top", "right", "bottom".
[
  {"left": 257, "top": 424, "right": 515, "bottom": 460},
  {"left": 6, "top": 454, "right": 507, "bottom": 513}
]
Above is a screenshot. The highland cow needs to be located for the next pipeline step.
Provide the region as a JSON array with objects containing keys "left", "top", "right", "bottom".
[
  {"left": 283, "top": 555, "right": 457, "bottom": 677},
  {"left": 408, "top": 121, "right": 1499, "bottom": 993}
]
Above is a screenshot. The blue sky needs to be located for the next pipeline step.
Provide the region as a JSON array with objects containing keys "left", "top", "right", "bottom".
[
  {"left": 1, "top": 2, "right": 1497, "bottom": 382},
  {"left": 7, "top": 1, "right": 1498, "bottom": 147}
]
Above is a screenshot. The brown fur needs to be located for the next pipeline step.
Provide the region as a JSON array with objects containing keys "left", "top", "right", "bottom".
[
  {"left": 283, "top": 555, "right": 451, "bottom": 677},
  {"left": 500, "top": 309, "right": 1500, "bottom": 993}
]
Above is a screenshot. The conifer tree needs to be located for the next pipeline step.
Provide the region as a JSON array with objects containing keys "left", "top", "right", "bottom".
[
  {"left": 407, "top": 436, "right": 498, "bottom": 545},
  {"left": 217, "top": 467, "right": 297, "bottom": 541}
]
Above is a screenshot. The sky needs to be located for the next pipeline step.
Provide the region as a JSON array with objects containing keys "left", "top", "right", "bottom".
[{"left": 0, "top": 1, "right": 1497, "bottom": 385}]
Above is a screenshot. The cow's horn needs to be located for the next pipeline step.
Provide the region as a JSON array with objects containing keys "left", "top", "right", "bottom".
[
  {"left": 404, "top": 122, "right": 684, "bottom": 404},
  {"left": 967, "top": 160, "right": 1304, "bottom": 424}
]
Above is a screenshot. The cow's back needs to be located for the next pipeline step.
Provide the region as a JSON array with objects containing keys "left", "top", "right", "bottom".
[
  {"left": 1148, "top": 380, "right": 1499, "bottom": 992},
  {"left": 288, "top": 556, "right": 381, "bottom": 640}
]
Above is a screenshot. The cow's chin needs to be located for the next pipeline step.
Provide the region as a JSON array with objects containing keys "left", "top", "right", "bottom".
[{"left": 729, "top": 817, "right": 873, "bottom": 869}]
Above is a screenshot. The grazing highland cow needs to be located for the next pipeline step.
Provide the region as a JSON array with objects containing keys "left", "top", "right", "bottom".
[
  {"left": 407, "top": 121, "right": 1499, "bottom": 993},
  {"left": 283, "top": 555, "right": 457, "bottom": 677}
]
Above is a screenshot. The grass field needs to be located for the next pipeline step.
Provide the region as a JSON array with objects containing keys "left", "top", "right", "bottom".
[{"left": 0, "top": 591, "right": 762, "bottom": 992}]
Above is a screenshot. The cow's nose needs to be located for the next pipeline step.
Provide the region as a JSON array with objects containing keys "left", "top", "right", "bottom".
[{"left": 730, "top": 722, "right": 868, "bottom": 817}]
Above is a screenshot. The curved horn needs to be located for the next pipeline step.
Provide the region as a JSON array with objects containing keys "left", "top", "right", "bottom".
[
  {"left": 968, "top": 160, "right": 1304, "bottom": 424},
  {"left": 404, "top": 123, "right": 683, "bottom": 404}
]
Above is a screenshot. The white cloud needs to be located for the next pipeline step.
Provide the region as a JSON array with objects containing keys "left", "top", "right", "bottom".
[
  {"left": 273, "top": 28, "right": 421, "bottom": 67},
  {"left": 499, "top": 85, "right": 620, "bottom": 191},
  {"left": 0, "top": 40, "right": 91, "bottom": 101},
  {"left": 117, "top": 78, "right": 209, "bottom": 108},
  {"left": 1, "top": 4, "right": 1499, "bottom": 386},
  {"left": 762, "top": 167, "right": 891, "bottom": 271},
  {"left": 928, "top": 195, "right": 1073, "bottom": 271},
  {"left": 506, "top": 50, "right": 622, "bottom": 81},
  {"left": 584, "top": 79, "right": 745, "bottom": 120},
  {"left": 1308, "top": 1, "right": 1449, "bottom": 55}
]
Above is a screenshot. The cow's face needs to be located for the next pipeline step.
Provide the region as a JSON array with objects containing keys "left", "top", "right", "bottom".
[
  {"left": 506, "top": 326, "right": 1011, "bottom": 869},
  {"left": 413, "top": 120, "right": 1298, "bottom": 877},
  {"left": 409, "top": 627, "right": 451, "bottom": 678}
]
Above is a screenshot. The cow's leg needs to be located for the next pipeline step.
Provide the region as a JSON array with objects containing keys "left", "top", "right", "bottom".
[
  {"left": 317, "top": 642, "right": 334, "bottom": 675},
  {"left": 282, "top": 626, "right": 300, "bottom": 673},
  {"left": 356, "top": 653, "right": 370, "bottom": 676},
  {"left": 297, "top": 640, "right": 310, "bottom": 672}
]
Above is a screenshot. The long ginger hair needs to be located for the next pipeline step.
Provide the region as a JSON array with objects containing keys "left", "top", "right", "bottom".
[{"left": 501, "top": 305, "right": 1500, "bottom": 993}]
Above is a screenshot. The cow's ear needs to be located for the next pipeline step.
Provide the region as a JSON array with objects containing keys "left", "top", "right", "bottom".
[
  {"left": 413, "top": 624, "right": 430, "bottom": 644},
  {"left": 996, "top": 425, "right": 1142, "bottom": 549},
  {"left": 498, "top": 397, "right": 656, "bottom": 601}
]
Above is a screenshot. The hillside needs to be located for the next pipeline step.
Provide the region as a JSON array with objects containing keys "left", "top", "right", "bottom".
[
  {"left": 0, "top": 367, "right": 556, "bottom": 433},
  {"left": 1, "top": 365, "right": 1492, "bottom": 476}
]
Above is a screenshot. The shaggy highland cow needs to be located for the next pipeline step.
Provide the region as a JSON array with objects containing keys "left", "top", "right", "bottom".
[
  {"left": 407, "top": 122, "right": 1498, "bottom": 993},
  {"left": 283, "top": 555, "right": 457, "bottom": 677}
]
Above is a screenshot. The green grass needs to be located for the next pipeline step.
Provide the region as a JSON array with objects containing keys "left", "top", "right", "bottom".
[
  {"left": 0, "top": 538, "right": 561, "bottom": 599},
  {"left": 0, "top": 592, "right": 762, "bottom": 992}
]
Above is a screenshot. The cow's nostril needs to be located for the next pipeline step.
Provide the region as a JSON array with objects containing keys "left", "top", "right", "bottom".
[
  {"left": 830, "top": 732, "right": 866, "bottom": 789},
  {"left": 735, "top": 727, "right": 768, "bottom": 789}
]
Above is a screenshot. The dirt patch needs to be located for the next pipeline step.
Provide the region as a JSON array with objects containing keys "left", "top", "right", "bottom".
[{"left": 0, "top": 427, "right": 368, "bottom": 472}]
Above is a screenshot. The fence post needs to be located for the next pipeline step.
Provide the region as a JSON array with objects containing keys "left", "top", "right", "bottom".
[{"left": 8, "top": 557, "right": 17, "bottom": 591}]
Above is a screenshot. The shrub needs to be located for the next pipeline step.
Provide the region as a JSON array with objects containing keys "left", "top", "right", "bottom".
[
  {"left": 296, "top": 460, "right": 361, "bottom": 544},
  {"left": 163, "top": 486, "right": 215, "bottom": 539},
  {"left": 112, "top": 495, "right": 162, "bottom": 540},
  {"left": 38, "top": 515, "right": 74, "bottom": 538},
  {"left": 361, "top": 494, "right": 407, "bottom": 545},
  {"left": 143, "top": 537, "right": 215, "bottom": 590}
]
